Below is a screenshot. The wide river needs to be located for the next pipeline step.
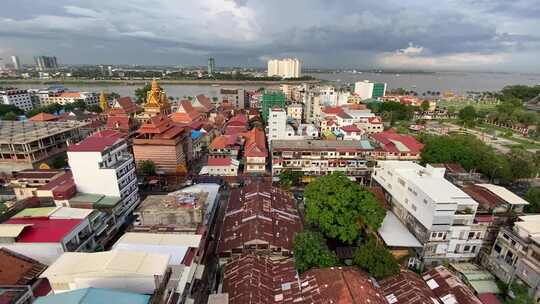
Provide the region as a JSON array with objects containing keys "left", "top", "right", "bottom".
[{"left": 6, "top": 71, "right": 540, "bottom": 98}]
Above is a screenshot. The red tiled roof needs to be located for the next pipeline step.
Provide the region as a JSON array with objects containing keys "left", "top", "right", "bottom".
[
  {"left": 207, "top": 157, "right": 233, "bottom": 166},
  {"left": 58, "top": 92, "right": 81, "bottom": 98},
  {"left": 368, "top": 116, "right": 383, "bottom": 124},
  {"left": 241, "top": 128, "right": 267, "bottom": 158},
  {"left": 195, "top": 94, "right": 214, "bottom": 112},
  {"left": 301, "top": 267, "right": 387, "bottom": 304},
  {"left": 5, "top": 218, "right": 82, "bottom": 243},
  {"left": 37, "top": 171, "right": 76, "bottom": 200},
  {"left": 219, "top": 183, "right": 301, "bottom": 253},
  {"left": 223, "top": 255, "right": 298, "bottom": 304},
  {"left": 106, "top": 115, "right": 131, "bottom": 132},
  {"left": 478, "top": 293, "right": 502, "bottom": 304},
  {"left": 0, "top": 248, "right": 47, "bottom": 285},
  {"left": 423, "top": 266, "right": 483, "bottom": 304},
  {"left": 68, "top": 130, "right": 125, "bottom": 152},
  {"left": 115, "top": 97, "right": 141, "bottom": 114},
  {"left": 210, "top": 134, "right": 240, "bottom": 150},
  {"left": 379, "top": 269, "right": 438, "bottom": 304},
  {"left": 227, "top": 114, "right": 248, "bottom": 126},
  {"left": 370, "top": 129, "right": 424, "bottom": 155},
  {"left": 225, "top": 125, "right": 247, "bottom": 135},
  {"left": 136, "top": 115, "right": 184, "bottom": 138},
  {"left": 28, "top": 113, "right": 58, "bottom": 122},
  {"left": 322, "top": 106, "right": 344, "bottom": 115},
  {"left": 171, "top": 100, "right": 201, "bottom": 124},
  {"left": 340, "top": 125, "right": 363, "bottom": 133}
]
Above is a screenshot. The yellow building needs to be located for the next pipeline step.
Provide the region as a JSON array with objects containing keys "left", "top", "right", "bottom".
[{"left": 137, "top": 80, "right": 172, "bottom": 123}]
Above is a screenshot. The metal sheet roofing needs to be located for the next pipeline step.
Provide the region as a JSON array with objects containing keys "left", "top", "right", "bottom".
[
  {"left": 378, "top": 212, "right": 422, "bottom": 248},
  {"left": 40, "top": 251, "right": 170, "bottom": 280},
  {"left": 0, "top": 224, "right": 32, "bottom": 238},
  {"left": 4, "top": 218, "right": 82, "bottom": 243},
  {"left": 113, "top": 233, "right": 201, "bottom": 265},
  {"left": 476, "top": 184, "right": 529, "bottom": 206},
  {"left": 33, "top": 287, "right": 150, "bottom": 304},
  {"left": 12, "top": 207, "right": 58, "bottom": 219}
]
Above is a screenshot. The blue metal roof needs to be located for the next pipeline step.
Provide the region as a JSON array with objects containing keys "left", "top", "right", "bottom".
[
  {"left": 359, "top": 140, "right": 374, "bottom": 150},
  {"left": 191, "top": 130, "right": 204, "bottom": 140},
  {"left": 34, "top": 288, "right": 150, "bottom": 304}
]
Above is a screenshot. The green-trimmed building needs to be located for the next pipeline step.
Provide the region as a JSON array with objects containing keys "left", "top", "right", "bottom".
[{"left": 262, "top": 91, "right": 286, "bottom": 122}]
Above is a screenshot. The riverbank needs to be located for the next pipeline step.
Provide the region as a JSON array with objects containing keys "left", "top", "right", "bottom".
[{"left": 0, "top": 78, "right": 321, "bottom": 86}]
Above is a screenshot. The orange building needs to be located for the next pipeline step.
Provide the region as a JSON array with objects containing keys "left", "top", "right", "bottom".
[{"left": 132, "top": 115, "right": 192, "bottom": 175}]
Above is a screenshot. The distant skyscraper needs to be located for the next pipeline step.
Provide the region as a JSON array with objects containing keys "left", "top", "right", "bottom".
[
  {"left": 267, "top": 58, "right": 301, "bottom": 78},
  {"left": 207, "top": 57, "right": 216, "bottom": 75},
  {"left": 11, "top": 56, "right": 21, "bottom": 70},
  {"left": 34, "top": 56, "right": 58, "bottom": 71}
]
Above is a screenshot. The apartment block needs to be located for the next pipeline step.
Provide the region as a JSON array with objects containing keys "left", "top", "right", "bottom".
[
  {"left": 485, "top": 215, "right": 540, "bottom": 300},
  {"left": 372, "top": 161, "right": 479, "bottom": 267},
  {"left": 271, "top": 139, "right": 375, "bottom": 183},
  {"left": 68, "top": 130, "right": 140, "bottom": 227}
]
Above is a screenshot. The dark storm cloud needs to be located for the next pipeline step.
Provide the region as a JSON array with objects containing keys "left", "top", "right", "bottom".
[{"left": 0, "top": 0, "right": 538, "bottom": 71}]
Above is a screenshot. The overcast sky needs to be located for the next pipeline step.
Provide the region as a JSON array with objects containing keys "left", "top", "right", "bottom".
[{"left": 1, "top": 0, "right": 539, "bottom": 72}]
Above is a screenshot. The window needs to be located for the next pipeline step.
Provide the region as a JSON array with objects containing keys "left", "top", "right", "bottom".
[
  {"left": 464, "top": 245, "right": 470, "bottom": 252},
  {"left": 494, "top": 244, "right": 502, "bottom": 253}
]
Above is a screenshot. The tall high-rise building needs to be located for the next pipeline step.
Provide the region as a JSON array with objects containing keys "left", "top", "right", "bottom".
[
  {"left": 11, "top": 56, "right": 21, "bottom": 70},
  {"left": 354, "top": 80, "right": 387, "bottom": 100},
  {"left": 34, "top": 56, "right": 58, "bottom": 71},
  {"left": 267, "top": 58, "right": 301, "bottom": 78},
  {"left": 207, "top": 57, "right": 216, "bottom": 75}
]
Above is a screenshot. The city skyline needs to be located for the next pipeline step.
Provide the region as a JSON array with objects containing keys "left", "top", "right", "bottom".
[{"left": 0, "top": 0, "right": 539, "bottom": 72}]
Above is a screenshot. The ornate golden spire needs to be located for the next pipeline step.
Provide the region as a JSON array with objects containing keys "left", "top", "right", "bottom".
[
  {"left": 99, "top": 91, "right": 109, "bottom": 111},
  {"left": 143, "top": 79, "right": 172, "bottom": 116}
]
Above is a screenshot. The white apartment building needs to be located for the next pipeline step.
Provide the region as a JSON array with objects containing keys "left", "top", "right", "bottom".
[
  {"left": 303, "top": 91, "right": 323, "bottom": 123},
  {"left": 0, "top": 88, "right": 33, "bottom": 112},
  {"left": 267, "top": 58, "right": 301, "bottom": 78},
  {"left": 267, "top": 108, "right": 318, "bottom": 144},
  {"left": 67, "top": 130, "right": 140, "bottom": 226},
  {"left": 36, "top": 90, "right": 98, "bottom": 107},
  {"left": 354, "top": 80, "right": 387, "bottom": 100},
  {"left": 372, "top": 161, "right": 479, "bottom": 267}
]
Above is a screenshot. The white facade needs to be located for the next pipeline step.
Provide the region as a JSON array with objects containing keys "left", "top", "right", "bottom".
[
  {"left": 354, "top": 81, "right": 375, "bottom": 100},
  {"left": 267, "top": 58, "right": 301, "bottom": 78},
  {"left": 0, "top": 88, "right": 33, "bottom": 112},
  {"left": 36, "top": 90, "right": 98, "bottom": 107},
  {"left": 267, "top": 108, "right": 318, "bottom": 144},
  {"left": 68, "top": 135, "right": 140, "bottom": 222},
  {"left": 372, "top": 161, "right": 479, "bottom": 267}
]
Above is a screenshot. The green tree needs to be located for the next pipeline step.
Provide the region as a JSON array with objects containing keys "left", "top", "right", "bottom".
[
  {"left": 137, "top": 160, "right": 156, "bottom": 176},
  {"left": 525, "top": 187, "right": 540, "bottom": 213},
  {"left": 506, "top": 282, "right": 535, "bottom": 304},
  {"left": 304, "top": 173, "right": 386, "bottom": 244},
  {"left": 353, "top": 236, "right": 400, "bottom": 279},
  {"left": 506, "top": 148, "right": 539, "bottom": 180},
  {"left": 51, "top": 155, "right": 68, "bottom": 169},
  {"left": 87, "top": 105, "right": 103, "bottom": 113},
  {"left": 420, "top": 100, "right": 430, "bottom": 112},
  {"left": 135, "top": 83, "right": 152, "bottom": 104},
  {"left": 279, "top": 170, "right": 303, "bottom": 188},
  {"left": 2, "top": 111, "right": 18, "bottom": 121},
  {"left": 293, "top": 231, "right": 338, "bottom": 273},
  {"left": 0, "top": 104, "right": 23, "bottom": 117},
  {"left": 420, "top": 134, "right": 512, "bottom": 181},
  {"left": 458, "top": 105, "right": 477, "bottom": 126}
]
